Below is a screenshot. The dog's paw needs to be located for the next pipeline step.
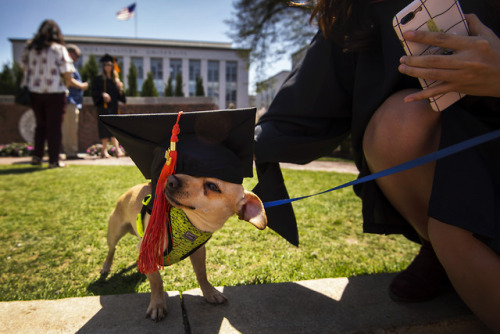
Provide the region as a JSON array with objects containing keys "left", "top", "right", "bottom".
[
  {"left": 202, "top": 286, "right": 227, "bottom": 304},
  {"left": 146, "top": 294, "right": 168, "bottom": 322}
]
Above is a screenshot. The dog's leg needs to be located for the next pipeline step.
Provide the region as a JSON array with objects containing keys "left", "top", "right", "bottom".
[
  {"left": 101, "top": 212, "right": 131, "bottom": 274},
  {"left": 146, "top": 271, "right": 168, "bottom": 321},
  {"left": 189, "top": 245, "right": 227, "bottom": 304}
]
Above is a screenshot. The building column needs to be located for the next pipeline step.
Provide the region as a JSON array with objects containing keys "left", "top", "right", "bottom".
[
  {"left": 123, "top": 56, "right": 131, "bottom": 90},
  {"left": 182, "top": 58, "right": 189, "bottom": 97},
  {"left": 200, "top": 59, "right": 208, "bottom": 96},
  {"left": 143, "top": 57, "right": 151, "bottom": 82},
  {"left": 219, "top": 60, "right": 226, "bottom": 109},
  {"left": 163, "top": 57, "right": 170, "bottom": 84}
]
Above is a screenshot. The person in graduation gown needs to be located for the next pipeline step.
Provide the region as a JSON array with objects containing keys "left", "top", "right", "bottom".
[
  {"left": 253, "top": 0, "right": 500, "bottom": 331},
  {"left": 92, "top": 54, "right": 126, "bottom": 158}
]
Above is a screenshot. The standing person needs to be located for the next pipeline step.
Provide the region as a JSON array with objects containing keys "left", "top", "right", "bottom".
[
  {"left": 22, "top": 19, "right": 75, "bottom": 168},
  {"left": 62, "top": 44, "right": 88, "bottom": 160},
  {"left": 91, "top": 54, "right": 126, "bottom": 158},
  {"left": 254, "top": 0, "right": 500, "bottom": 331}
]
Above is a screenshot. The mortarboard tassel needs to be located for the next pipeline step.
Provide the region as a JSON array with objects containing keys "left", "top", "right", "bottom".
[
  {"left": 137, "top": 111, "right": 183, "bottom": 274},
  {"left": 113, "top": 59, "right": 120, "bottom": 74}
]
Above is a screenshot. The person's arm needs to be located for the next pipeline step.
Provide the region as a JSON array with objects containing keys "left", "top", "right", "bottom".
[
  {"left": 69, "top": 76, "right": 88, "bottom": 90},
  {"left": 398, "top": 14, "right": 500, "bottom": 102},
  {"left": 62, "top": 72, "right": 73, "bottom": 88}
]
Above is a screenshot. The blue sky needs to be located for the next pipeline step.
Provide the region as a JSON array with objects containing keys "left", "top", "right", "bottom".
[{"left": 0, "top": 0, "right": 291, "bottom": 92}]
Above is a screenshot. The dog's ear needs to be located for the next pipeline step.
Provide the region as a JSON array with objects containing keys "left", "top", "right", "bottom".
[{"left": 237, "top": 190, "right": 267, "bottom": 230}]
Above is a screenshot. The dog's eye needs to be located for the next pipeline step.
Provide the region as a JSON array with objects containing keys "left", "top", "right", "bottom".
[{"left": 205, "top": 182, "right": 221, "bottom": 193}]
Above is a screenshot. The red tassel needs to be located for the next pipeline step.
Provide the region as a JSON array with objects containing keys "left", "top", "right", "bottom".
[{"left": 137, "top": 111, "right": 183, "bottom": 274}]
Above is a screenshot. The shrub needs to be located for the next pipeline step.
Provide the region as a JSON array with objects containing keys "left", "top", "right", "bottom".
[
  {"left": 0, "top": 142, "right": 34, "bottom": 157},
  {"left": 86, "top": 143, "right": 126, "bottom": 157}
]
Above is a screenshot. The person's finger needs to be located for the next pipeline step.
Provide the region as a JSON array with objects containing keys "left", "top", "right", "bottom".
[
  {"left": 400, "top": 54, "right": 464, "bottom": 70},
  {"left": 403, "top": 29, "right": 471, "bottom": 51}
]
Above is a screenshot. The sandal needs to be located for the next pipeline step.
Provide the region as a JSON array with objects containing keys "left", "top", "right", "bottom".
[
  {"left": 116, "top": 149, "right": 125, "bottom": 158},
  {"left": 101, "top": 151, "right": 111, "bottom": 159}
]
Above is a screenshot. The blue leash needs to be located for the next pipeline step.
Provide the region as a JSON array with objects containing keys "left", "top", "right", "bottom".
[{"left": 263, "top": 129, "right": 500, "bottom": 208}]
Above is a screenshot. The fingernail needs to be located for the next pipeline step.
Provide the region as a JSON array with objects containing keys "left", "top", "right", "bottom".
[{"left": 400, "top": 56, "right": 407, "bottom": 64}]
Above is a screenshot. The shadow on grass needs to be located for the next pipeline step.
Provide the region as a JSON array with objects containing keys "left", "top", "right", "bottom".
[
  {"left": 87, "top": 263, "right": 147, "bottom": 296},
  {"left": 0, "top": 166, "right": 46, "bottom": 175}
]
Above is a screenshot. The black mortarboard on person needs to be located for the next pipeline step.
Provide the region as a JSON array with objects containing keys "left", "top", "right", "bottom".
[
  {"left": 100, "top": 53, "right": 114, "bottom": 64},
  {"left": 100, "top": 108, "right": 265, "bottom": 273},
  {"left": 100, "top": 53, "right": 120, "bottom": 73}
]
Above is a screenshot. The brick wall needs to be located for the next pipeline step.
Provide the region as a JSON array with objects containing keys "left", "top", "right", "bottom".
[{"left": 0, "top": 96, "right": 218, "bottom": 152}]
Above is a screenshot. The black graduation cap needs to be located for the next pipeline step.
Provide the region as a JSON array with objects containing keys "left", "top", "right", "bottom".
[
  {"left": 100, "top": 107, "right": 299, "bottom": 247},
  {"left": 253, "top": 162, "right": 298, "bottom": 246},
  {"left": 100, "top": 53, "right": 115, "bottom": 64},
  {"left": 100, "top": 108, "right": 255, "bottom": 188}
]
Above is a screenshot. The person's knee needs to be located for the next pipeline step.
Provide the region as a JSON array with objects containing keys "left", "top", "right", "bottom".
[{"left": 363, "top": 89, "right": 440, "bottom": 169}]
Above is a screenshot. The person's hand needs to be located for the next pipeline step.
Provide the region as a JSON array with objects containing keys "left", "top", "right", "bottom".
[
  {"left": 398, "top": 14, "right": 500, "bottom": 102},
  {"left": 82, "top": 82, "right": 89, "bottom": 91},
  {"left": 102, "top": 92, "right": 111, "bottom": 103},
  {"left": 116, "top": 80, "right": 124, "bottom": 91}
]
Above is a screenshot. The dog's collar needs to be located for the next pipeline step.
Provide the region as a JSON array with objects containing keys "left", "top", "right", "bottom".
[
  {"left": 164, "top": 207, "right": 212, "bottom": 266},
  {"left": 136, "top": 195, "right": 212, "bottom": 266}
]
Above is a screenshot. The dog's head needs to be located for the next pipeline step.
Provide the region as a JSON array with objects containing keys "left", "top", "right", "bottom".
[{"left": 164, "top": 174, "right": 267, "bottom": 233}]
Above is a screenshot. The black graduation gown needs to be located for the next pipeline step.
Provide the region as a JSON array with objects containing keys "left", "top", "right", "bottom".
[
  {"left": 254, "top": 0, "right": 500, "bottom": 254},
  {"left": 92, "top": 75, "right": 126, "bottom": 139}
]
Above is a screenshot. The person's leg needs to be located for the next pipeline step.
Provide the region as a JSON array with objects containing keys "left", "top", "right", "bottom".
[
  {"left": 429, "top": 218, "right": 500, "bottom": 332},
  {"left": 110, "top": 137, "right": 125, "bottom": 157},
  {"left": 31, "top": 93, "right": 47, "bottom": 161},
  {"left": 363, "top": 89, "right": 445, "bottom": 301},
  {"left": 62, "top": 103, "right": 79, "bottom": 157},
  {"left": 45, "top": 93, "right": 66, "bottom": 166},
  {"left": 101, "top": 138, "right": 110, "bottom": 158},
  {"left": 363, "top": 89, "right": 441, "bottom": 238}
]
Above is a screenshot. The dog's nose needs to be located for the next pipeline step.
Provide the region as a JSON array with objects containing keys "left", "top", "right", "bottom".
[{"left": 166, "top": 175, "right": 179, "bottom": 189}]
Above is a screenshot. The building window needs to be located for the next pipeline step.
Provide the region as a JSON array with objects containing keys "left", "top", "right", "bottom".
[
  {"left": 150, "top": 58, "right": 163, "bottom": 95},
  {"left": 207, "top": 60, "right": 219, "bottom": 99},
  {"left": 170, "top": 59, "right": 182, "bottom": 93},
  {"left": 189, "top": 59, "right": 201, "bottom": 96},
  {"left": 131, "top": 57, "right": 144, "bottom": 91},
  {"left": 225, "top": 61, "right": 237, "bottom": 108}
]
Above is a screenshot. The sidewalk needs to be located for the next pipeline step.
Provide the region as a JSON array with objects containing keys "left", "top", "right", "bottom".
[
  {"left": 0, "top": 275, "right": 490, "bottom": 334},
  {"left": 0, "top": 156, "right": 492, "bottom": 333},
  {"left": 0, "top": 154, "right": 359, "bottom": 174}
]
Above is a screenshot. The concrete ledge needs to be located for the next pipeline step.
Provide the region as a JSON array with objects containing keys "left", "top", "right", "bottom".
[
  {"left": 0, "top": 292, "right": 183, "bottom": 334},
  {"left": 0, "top": 274, "right": 492, "bottom": 333},
  {"left": 183, "top": 274, "right": 490, "bottom": 334}
]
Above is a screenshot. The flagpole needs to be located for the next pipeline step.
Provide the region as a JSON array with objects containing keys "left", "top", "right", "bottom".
[{"left": 135, "top": 2, "right": 138, "bottom": 38}]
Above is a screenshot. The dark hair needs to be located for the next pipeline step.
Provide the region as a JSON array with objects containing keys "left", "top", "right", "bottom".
[
  {"left": 310, "top": 0, "right": 377, "bottom": 52},
  {"left": 28, "top": 19, "right": 65, "bottom": 51}
]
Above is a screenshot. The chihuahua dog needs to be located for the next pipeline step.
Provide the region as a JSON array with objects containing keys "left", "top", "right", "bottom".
[{"left": 101, "top": 174, "right": 267, "bottom": 321}]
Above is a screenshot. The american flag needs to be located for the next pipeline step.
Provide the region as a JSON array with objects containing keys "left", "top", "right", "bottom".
[{"left": 116, "top": 3, "right": 136, "bottom": 21}]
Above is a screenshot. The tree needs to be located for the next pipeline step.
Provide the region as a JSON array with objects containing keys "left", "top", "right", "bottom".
[
  {"left": 127, "top": 62, "right": 138, "bottom": 96},
  {"left": 164, "top": 76, "right": 173, "bottom": 96},
  {"left": 0, "top": 64, "right": 16, "bottom": 95},
  {"left": 195, "top": 76, "right": 205, "bottom": 96},
  {"left": 141, "top": 71, "right": 158, "bottom": 97},
  {"left": 80, "top": 55, "right": 99, "bottom": 96},
  {"left": 12, "top": 62, "right": 23, "bottom": 88},
  {"left": 174, "top": 72, "right": 184, "bottom": 97},
  {"left": 226, "top": 0, "right": 315, "bottom": 80}
]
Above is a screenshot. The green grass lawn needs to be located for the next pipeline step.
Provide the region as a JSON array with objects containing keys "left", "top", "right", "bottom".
[{"left": 0, "top": 164, "right": 418, "bottom": 301}]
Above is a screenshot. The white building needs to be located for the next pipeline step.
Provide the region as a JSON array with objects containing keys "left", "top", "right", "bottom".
[
  {"left": 255, "top": 70, "right": 290, "bottom": 111},
  {"left": 10, "top": 35, "right": 251, "bottom": 109}
]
